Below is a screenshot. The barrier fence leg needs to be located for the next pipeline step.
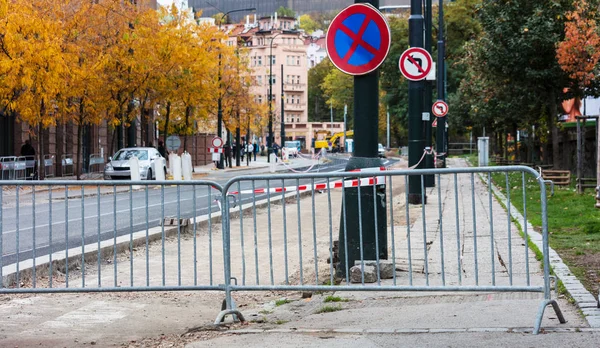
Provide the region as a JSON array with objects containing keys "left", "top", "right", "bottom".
[{"left": 214, "top": 191, "right": 245, "bottom": 325}]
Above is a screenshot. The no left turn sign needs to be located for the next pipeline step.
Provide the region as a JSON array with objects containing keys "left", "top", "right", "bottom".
[
  {"left": 432, "top": 100, "right": 449, "bottom": 117},
  {"left": 399, "top": 47, "right": 433, "bottom": 81}
]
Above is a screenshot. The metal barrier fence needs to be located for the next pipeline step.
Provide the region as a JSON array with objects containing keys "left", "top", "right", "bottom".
[
  {"left": 61, "top": 154, "right": 74, "bottom": 177},
  {"left": 448, "top": 142, "right": 476, "bottom": 155},
  {"left": 0, "top": 166, "right": 564, "bottom": 333},
  {"left": 44, "top": 155, "right": 55, "bottom": 178},
  {"left": 0, "top": 156, "right": 16, "bottom": 180}
]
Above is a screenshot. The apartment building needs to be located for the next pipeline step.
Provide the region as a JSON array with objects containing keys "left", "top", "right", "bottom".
[{"left": 226, "top": 15, "right": 343, "bottom": 149}]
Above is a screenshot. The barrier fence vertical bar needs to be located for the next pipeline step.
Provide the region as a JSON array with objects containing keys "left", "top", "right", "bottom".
[
  {"left": 281, "top": 179, "right": 290, "bottom": 284},
  {"left": 454, "top": 173, "right": 462, "bottom": 285},
  {"left": 357, "top": 180, "right": 365, "bottom": 284},
  {"left": 208, "top": 186, "right": 213, "bottom": 286},
  {"left": 161, "top": 185, "right": 165, "bottom": 286},
  {"left": 16, "top": 185, "right": 20, "bottom": 287},
  {"left": 341, "top": 178, "right": 350, "bottom": 284},
  {"left": 251, "top": 180, "right": 259, "bottom": 285},
  {"left": 311, "top": 178, "right": 319, "bottom": 285},
  {"left": 113, "top": 186, "right": 117, "bottom": 287},
  {"left": 522, "top": 172, "right": 530, "bottom": 286},
  {"left": 488, "top": 173, "right": 495, "bottom": 285},
  {"left": 32, "top": 186, "right": 37, "bottom": 287},
  {"left": 505, "top": 172, "right": 513, "bottom": 285},
  {"left": 222, "top": 181, "right": 233, "bottom": 310},
  {"left": 146, "top": 186, "right": 150, "bottom": 287},
  {"left": 81, "top": 185, "right": 85, "bottom": 288},
  {"left": 49, "top": 187, "right": 53, "bottom": 288},
  {"left": 177, "top": 185, "right": 181, "bottom": 286},
  {"left": 130, "top": 185, "right": 135, "bottom": 287},
  {"left": 267, "top": 180, "right": 274, "bottom": 285},
  {"left": 421, "top": 176, "right": 429, "bottom": 285},
  {"left": 540, "top": 175, "right": 551, "bottom": 299},
  {"left": 97, "top": 186, "right": 101, "bottom": 287},
  {"left": 237, "top": 181, "right": 246, "bottom": 285},
  {"left": 372, "top": 179, "right": 381, "bottom": 285},
  {"left": 405, "top": 175, "right": 413, "bottom": 285},
  {"left": 64, "top": 185, "right": 68, "bottom": 287},
  {"left": 388, "top": 175, "right": 397, "bottom": 285},
  {"left": 296, "top": 178, "right": 304, "bottom": 285},
  {"left": 437, "top": 174, "right": 445, "bottom": 286},
  {"left": 193, "top": 185, "right": 197, "bottom": 286},
  {"left": 471, "top": 173, "right": 479, "bottom": 285},
  {"left": 326, "top": 177, "right": 334, "bottom": 286}
]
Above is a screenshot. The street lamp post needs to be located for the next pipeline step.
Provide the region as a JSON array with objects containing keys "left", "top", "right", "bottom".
[
  {"left": 217, "top": 7, "right": 255, "bottom": 169},
  {"left": 268, "top": 32, "right": 284, "bottom": 162}
]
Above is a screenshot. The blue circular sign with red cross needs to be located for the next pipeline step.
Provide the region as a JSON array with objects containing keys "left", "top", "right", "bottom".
[{"left": 326, "top": 3, "right": 391, "bottom": 76}]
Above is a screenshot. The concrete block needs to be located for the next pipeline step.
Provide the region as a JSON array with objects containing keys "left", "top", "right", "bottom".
[
  {"left": 354, "top": 260, "right": 394, "bottom": 279},
  {"left": 350, "top": 265, "right": 377, "bottom": 283}
]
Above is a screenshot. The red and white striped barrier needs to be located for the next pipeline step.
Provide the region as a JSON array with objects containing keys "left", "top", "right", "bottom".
[
  {"left": 227, "top": 176, "right": 386, "bottom": 195},
  {"left": 208, "top": 147, "right": 223, "bottom": 154}
]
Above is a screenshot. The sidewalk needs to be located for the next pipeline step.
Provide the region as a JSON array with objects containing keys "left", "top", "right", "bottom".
[{"left": 0, "top": 157, "right": 592, "bottom": 347}]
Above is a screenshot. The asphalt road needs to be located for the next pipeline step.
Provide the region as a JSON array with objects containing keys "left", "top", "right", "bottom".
[{"left": 0, "top": 156, "right": 397, "bottom": 267}]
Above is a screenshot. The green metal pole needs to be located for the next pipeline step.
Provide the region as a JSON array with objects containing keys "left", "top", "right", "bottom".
[
  {"left": 436, "top": 0, "right": 446, "bottom": 167},
  {"left": 423, "top": 0, "right": 434, "bottom": 187},
  {"left": 408, "top": 0, "right": 426, "bottom": 204},
  {"left": 337, "top": 0, "right": 388, "bottom": 278}
]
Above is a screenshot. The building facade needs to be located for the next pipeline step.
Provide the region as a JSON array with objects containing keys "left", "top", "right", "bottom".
[{"left": 226, "top": 16, "right": 343, "bottom": 150}]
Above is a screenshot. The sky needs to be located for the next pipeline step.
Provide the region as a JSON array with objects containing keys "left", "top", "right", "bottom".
[{"left": 157, "top": 0, "right": 187, "bottom": 10}]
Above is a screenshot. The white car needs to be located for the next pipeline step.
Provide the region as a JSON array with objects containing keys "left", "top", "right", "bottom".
[
  {"left": 104, "top": 147, "right": 167, "bottom": 180},
  {"left": 284, "top": 141, "right": 300, "bottom": 158},
  {"left": 378, "top": 144, "right": 386, "bottom": 158}
]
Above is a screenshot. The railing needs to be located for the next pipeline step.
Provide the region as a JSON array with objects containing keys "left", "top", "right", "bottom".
[
  {"left": 283, "top": 83, "right": 306, "bottom": 92},
  {"left": 284, "top": 103, "right": 306, "bottom": 111},
  {"left": 0, "top": 166, "right": 565, "bottom": 333}
]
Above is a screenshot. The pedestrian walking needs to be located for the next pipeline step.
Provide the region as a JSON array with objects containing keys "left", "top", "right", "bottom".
[
  {"left": 240, "top": 142, "right": 245, "bottom": 162},
  {"left": 157, "top": 140, "right": 167, "bottom": 159},
  {"left": 223, "top": 142, "right": 231, "bottom": 168},
  {"left": 253, "top": 141, "right": 258, "bottom": 161}
]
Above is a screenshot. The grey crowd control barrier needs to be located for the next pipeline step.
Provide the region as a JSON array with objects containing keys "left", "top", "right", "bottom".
[
  {"left": 0, "top": 166, "right": 564, "bottom": 333},
  {"left": 61, "top": 154, "right": 74, "bottom": 177}
]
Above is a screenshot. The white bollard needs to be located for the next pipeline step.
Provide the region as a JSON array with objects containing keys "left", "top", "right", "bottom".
[
  {"left": 172, "top": 155, "right": 182, "bottom": 181},
  {"left": 269, "top": 153, "right": 277, "bottom": 173},
  {"left": 129, "top": 156, "right": 141, "bottom": 189},
  {"left": 182, "top": 152, "right": 192, "bottom": 180},
  {"left": 168, "top": 153, "right": 176, "bottom": 176},
  {"left": 153, "top": 159, "right": 165, "bottom": 181},
  {"left": 282, "top": 148, "right": 289, "bottom": 162}
]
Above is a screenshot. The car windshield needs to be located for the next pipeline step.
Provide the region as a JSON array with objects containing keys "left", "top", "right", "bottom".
[
  {"left": 378, "top": 144, "right": 384, "bottom": 149},
  {"left": 285, "top": 141, "right": 296, "bottom": 147},
  {"left": 113, "top": 149, "right": 148, "bottom": 161}
]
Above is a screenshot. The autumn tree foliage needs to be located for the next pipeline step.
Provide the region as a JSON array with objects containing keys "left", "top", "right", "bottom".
[
  {"left": 0, "top": 0, "right": 264, "bottom": 177},
  {"left": 556, "top": 0, "right": 600, "bottom": 97}
]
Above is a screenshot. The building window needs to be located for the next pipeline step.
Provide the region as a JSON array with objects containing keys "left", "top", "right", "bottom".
[
  {"left": 296, "top": 56, "right": 300, "bottom": 66},
  {"left": 258, "top": 95, "right": 263, "bottom": 103},
  {"left": 257, "top": 76, "right": 262, "bottom": 85},
  {"left": 257, "top": 56, "right": 262, "bottom": 66}
]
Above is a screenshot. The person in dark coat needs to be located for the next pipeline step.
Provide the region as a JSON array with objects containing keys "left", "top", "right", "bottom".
[
  {"left": 21, "top": 140, "right": 35, "bottom": 157},
  {"left": 157, "top": 140, "right": 167, "bottom": 159},
  {"left": 223, "top": 142, "right": 232, "bottom": 168}
]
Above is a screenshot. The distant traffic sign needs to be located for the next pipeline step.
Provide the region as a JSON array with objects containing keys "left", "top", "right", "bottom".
[
  {"left": 432, "top": 100, "right": 449, "bottom": 117},
  {"left": 166, "top": 135, "right": 181, "bottom": 152},
  {"left": 432, "top": 118, "right": 438, "bottom": 127},
  {"left": 399, "top": 47, "right": 433, "bottom": 81},
  {"left": 326, "top": 3, "right": 391, "bottom": 75},
  {"left": 211, "top": 136, "right": 224, "bottom": 148}
]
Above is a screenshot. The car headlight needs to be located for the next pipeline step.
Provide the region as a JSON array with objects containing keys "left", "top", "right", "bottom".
[{"left": 105, "top": 163, "right": 113, "bottom": 170}]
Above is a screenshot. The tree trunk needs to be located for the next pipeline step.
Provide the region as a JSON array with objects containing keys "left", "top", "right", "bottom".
[
  {"left": 550, "top": 90, "right": 560, "bottom": 168},
  {"left": 37, "top": 100, "right": 45, "bottom": 180},
  {"left": 512, "top": 123, "right": 519, "bottom": 162},
  {"left": 162, "top": 101, "right": 171, "bottom": 153},
  {"left": 183, "top": 105, "right": 191, "bottom": 152},
  {"left": 75, "top": 102, "right": 84, "bottom": 180}
]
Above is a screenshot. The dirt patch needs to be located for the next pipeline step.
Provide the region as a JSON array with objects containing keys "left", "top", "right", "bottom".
[{"left": 559, "top": 250, "right": 600, "bottom": 296}]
